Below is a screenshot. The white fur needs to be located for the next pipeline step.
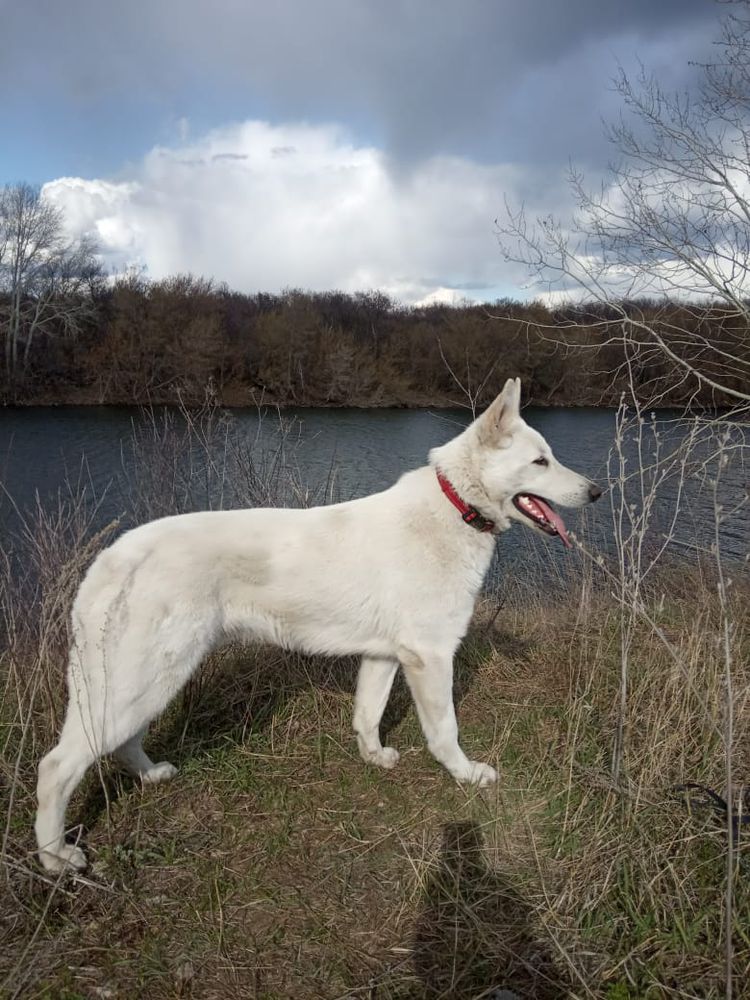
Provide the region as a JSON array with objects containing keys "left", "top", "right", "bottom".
[{"left": 35, "top": 378, "right": 599, "bottom": 872}]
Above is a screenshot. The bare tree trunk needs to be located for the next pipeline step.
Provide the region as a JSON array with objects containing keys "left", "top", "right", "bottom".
[{"left": 0, "top": 183, "right": 102, "bottom": 389}]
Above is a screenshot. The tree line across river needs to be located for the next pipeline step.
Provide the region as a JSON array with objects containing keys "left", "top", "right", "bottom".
[{"left": 2, "top": 271, "right": 748, "bottom": 410}]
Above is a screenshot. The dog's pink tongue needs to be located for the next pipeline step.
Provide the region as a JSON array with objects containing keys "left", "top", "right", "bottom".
[{"left": 534, "top": 497, "right": 571, "bottom": 548}]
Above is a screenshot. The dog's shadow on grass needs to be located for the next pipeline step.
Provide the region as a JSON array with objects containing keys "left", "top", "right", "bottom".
[
  {"left": 412, "top": 821, "right": 572, "bottom": 999},
  {"left": 77, "top": 626, "right": 498, "bottom": 837}
]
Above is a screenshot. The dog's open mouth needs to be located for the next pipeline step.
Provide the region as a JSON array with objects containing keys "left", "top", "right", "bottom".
[{"left": 513, "top": 494, "right": 571, "bottom": 548}]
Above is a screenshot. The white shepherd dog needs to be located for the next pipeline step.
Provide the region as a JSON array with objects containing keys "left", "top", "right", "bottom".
[{"left": 36, "top": 378, "right": 601, "bottom": 872}]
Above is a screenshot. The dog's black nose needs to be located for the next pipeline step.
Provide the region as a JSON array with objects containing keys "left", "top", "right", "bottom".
[{"left": 589, "top": 483, "right": 603, "bottom": 502}]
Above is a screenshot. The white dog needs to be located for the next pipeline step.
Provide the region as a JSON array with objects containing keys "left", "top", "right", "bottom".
[{"left": 35, "top": 378, "right": 601, "bottom": 872}]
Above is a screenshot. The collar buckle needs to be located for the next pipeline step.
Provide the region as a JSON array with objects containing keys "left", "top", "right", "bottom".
[
  {"left": 437, "top": 470, "right": 495, "bottom": 533},
  {"left": 462, "top": 507, "right": 493, "bottom": 532}
]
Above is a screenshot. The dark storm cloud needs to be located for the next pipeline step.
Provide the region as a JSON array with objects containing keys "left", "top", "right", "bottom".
[{"left": 0, "top": 0, "right": 717, "bottom": 171}]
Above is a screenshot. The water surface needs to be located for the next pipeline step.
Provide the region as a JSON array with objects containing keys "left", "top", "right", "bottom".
[{"left": 1, "top": 406, "right": 746, "bottom": 572}]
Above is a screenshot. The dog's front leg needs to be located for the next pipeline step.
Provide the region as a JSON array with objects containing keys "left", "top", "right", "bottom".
[
  {"left": 399, "top": 647, "right": 497, "bottom": 787},
  {"left": 353, "top": 656, "right": 400, "bottom": 769}
]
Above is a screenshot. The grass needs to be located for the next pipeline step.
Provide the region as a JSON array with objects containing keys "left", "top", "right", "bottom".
[
  {"left": 2, "top": 581, "right": 749, "bottom": 999},
  {"left": 1, "top": 405, "right": 748, "bottom": 998}
]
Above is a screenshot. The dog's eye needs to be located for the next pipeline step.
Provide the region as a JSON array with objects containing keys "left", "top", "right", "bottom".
[{"left": 533, "top": 457, "right": 549, "bottom": 467}]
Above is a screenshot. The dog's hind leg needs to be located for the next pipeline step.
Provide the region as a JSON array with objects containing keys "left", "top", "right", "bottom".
[
  {"left": 114, "top": 727, "right": 178, "bottom": 785},
  {"left": 37, "top": 698, "right": 183, "bottom": 873},
  {"left": 36, "top": 620, "right": 210, "bottom": 873},
  {"left": 353, "top": 656, "right": 400, "bottom": 769},
  {"left": 35, "top": 711, "right": 97, "bottom": 873},
  {"left": 399, "top": 646, "right": 497, "bottom": 787},
  {"left": 35, "top": 692, "right": 172, "bottom": 874}
]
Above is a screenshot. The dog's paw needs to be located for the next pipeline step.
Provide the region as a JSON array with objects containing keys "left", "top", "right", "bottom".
[
  {"left": 373, "top": 746, "right": 400, "bottom": 769},
  {"left": 39, "top": 843, "right": 87, "bottom": 874},
  {"left": 362, "top": 746, "right": 400, "bottom": 769},
  {"left": 456, "top": 761, "right": 498, "bottom": 787},
  {"left": 142, "top": 761, "right": 178, "bottom": 785}
]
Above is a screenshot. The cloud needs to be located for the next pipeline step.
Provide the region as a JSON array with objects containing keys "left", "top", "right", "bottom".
[
  {"left": 211, "top": 153, "right": 248, "bottom": 162},
  {"left": 44, "top": 119, "right": 561, "bottom": 303}
]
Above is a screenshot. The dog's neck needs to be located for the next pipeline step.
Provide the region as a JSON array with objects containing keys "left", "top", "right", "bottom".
[{"left": 428, "top": 429, "right": 511, "bottom": 535}]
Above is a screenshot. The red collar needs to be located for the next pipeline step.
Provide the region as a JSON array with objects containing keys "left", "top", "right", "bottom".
[{"left": 436, "top": 471, "right": 495, "bottom": 533}]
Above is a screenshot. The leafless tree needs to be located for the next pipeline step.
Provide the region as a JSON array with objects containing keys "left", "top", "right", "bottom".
[
  {"left": 0, "top": 183, "right": 102, "bottom": 386},
  {"left": 499, "top": 14, "right": 750, "bottom": 994},
  {"left": 498, "top": 0, "right": 750, "bottom": 410}
]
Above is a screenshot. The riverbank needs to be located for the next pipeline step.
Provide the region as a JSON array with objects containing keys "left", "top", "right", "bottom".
[
  {"left": 1, "top": 562, "right": 747, "bottom": 997},
  {"left": 3, "top": 389, "right": 619, "bottom": 409}
]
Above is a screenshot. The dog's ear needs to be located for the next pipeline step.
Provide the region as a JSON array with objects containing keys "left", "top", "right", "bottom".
[{"left": 476, "top": 377, "right": 521, "bottom": 446}]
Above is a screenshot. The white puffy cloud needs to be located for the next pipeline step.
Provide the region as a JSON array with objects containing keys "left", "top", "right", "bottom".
[{"left": 43, "top": 120, "right": 548, "bottom": 304}]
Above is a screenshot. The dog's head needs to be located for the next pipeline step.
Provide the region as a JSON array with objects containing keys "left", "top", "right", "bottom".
[{"left": 472, "top": 378, "right": 601, "bottom": 546}]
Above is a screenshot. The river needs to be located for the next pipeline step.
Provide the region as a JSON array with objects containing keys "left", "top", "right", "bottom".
[{"left": 0, "top": 406, "right": 747, "bottom": 576}]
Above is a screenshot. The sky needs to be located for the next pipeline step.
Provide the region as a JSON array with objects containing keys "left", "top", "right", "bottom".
[{"left": 0, "top": 0, "right": 719, "bottom": 304}]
